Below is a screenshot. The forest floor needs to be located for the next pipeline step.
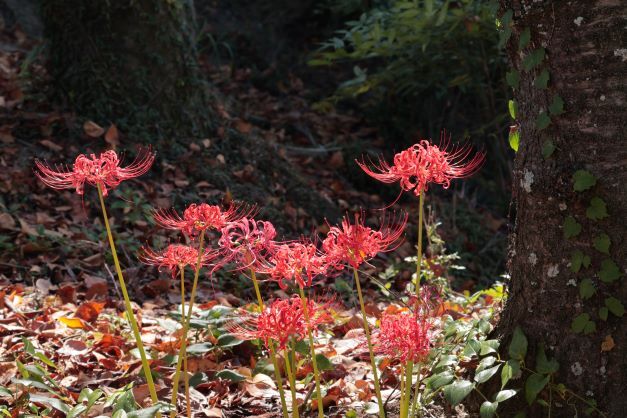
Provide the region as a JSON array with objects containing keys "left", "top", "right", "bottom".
[{"left": 0, "top": 23, "right": 506, "bottom": 418}]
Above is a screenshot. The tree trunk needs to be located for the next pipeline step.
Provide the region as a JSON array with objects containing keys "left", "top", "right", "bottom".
[
  {"left": 41, "top": 0, "right": 213, "bottom": 139},
  {"left": 494, "top": 1, "right": 626, "bottom": 417}
]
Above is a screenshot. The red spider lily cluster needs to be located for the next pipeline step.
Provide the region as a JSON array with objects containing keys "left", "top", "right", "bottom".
[
  {"left": 35, "top": 149, "right": 155, "bottom": 196},
  {"left": 259, "top": 242, "right": 328, "bottom": 289},
  {"left": 323, "top": 212, "right": 407, "bottom": 270},
  {"left": 35, "top": 132, "right": 482, "bottom": 414},
  {"left": 228, "top": 295, "right": 334, "bottom": 350},
  {"left": 154, "top": 202, "right": 254, "bottom": 237},
  {"left": 357, "top": 133, "right": 484, "bottom": 196},
  {"left": 374, "top": 311, "right": 432, "bottom": 364},
  {"left": 139, "top": 244, "right": 216, "bottom": 277}
]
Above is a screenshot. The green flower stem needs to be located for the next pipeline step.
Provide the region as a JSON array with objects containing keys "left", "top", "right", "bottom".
[
  {"left": 353, "top": 266, "right": 385, "bottom": 418},
  {"left": 409, "top": 365, "right": 422, "bottom": 418},
  {"left": 179, "top": 270, "right": 191, "bottom": 418},
  {"left": 399, "top": 362, "right": 406, "bottom": 418},
  {"left": 284, "top": 344, "right": 299, "bottom": 418},
  {"left": 250, "top": 269, "right": 289, "bottom": 418},
  {"left": 409, "top": 192, "right": 425, "bottom": 416},
  {"left": 400, "top": 360, "right": 413, "bottom": 418},
  {"left": 297, "top": 286, "right": 324, "bottom": 418},
  {"left": 170, "top": 230, "right": 205, "bottom": 418},
  {"left": 97, "top": 185, "right": 160, "bottom": 411}
]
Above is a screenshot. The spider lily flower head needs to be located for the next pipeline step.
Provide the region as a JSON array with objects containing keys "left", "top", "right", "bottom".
[
  {"left": 154, "top": 201, "right": 254, "bottom": 237},
  {"left": 259, "top": 241, "right": 328, "bottom": 289},
  {"left": 139, "top": 244, "right": 215, "bottom": 277},
  {"left": 356, "top": 132, "right": 484, "bottom": 196},
  {"left": 374, "top": 310, "right": 432, "bottom": 365},
  {"left": 35, "top": 148, "right": 155, "bottom": 196},
  {"left": 217, "top": 217, "right": 278, "bottom": 272},
  {"left": 322, "top": 211, "right": 407, "bottom": 270},
  {"left": 228, "top": 295, "right": 334, "bottom": 350}
]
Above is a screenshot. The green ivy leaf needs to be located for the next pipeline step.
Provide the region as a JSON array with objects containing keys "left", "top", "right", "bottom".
[
  {"left": 509, "top": 129, "right": 520, "bottom": 152},
  {"left": 573, "top": 170, "right": 597, "bottom": 191},
  {"left": 579, "top": 279, "right": 595, "bottom": 300},
  {"left": 443, "top": 380, "right": 475, "bottom": 406},
  {"left": 475, "top": 364, "right": 501, "bottom": 384},
  {"left": 480, "top": 401, "right": 498, "bottom": 418},
  {"left": 508, "top": 100, "right": 517, "bottom": 119},
  {"left": 477, "top": 356, "right": 497, "bottom": 373},
  {"left": 500, "top": 359, "right": 520, "bottom": 389},
  {"left": 563, "top": 216, "right": 581, "bottom": 239},
  {"left": 522, "top": 48, "right": 545, "bottom": 72},
  {"left": 425, "top": 371, "right": 455, "bottom": 390},
  {"left": 508, "top": 327, "right": 527, "bottom": 360},
  {"left": 605, "top": 297, "right": 625, "bottom": 317},
  {"left": 586, "top": 197, "right": 608, "bottom": 220},
  {"left": 571, "top": 313, "right": 593, "bottom": 333},
  {"left": 480, "top": 340, "right": 500, "bottom": 355},
  {"left": 525, "top": 374, "right": 549, "bottom": 404},
  {"left": 495, "top": 389, "right": 518, "bottom": 403},
  {"left": 598, "top": 307, "right": 608, "bottom": 321},
  {"left": 571, "top": 250, "right": 583, "bottom": 272},
  {"left": 535, "top": 345, "right": 559, "bottom": 374},
  {"left": 593, "top": 234, "right": 611, "bottom": 254},
  {"left": 506, "top": 70, "right": 520, "bottom": 88},
  {"left": 499, "top": 27, "right": 512, "bottom": 48},
  {"left": 599, "top": 259, "right": 620, "bottom": 283},
  {"left": 217, "top": 333, "right": 244, "bottom": 348},
  {"left": 186, "top": 342, "right": 213, "bottom": 354},
  {"left": 315, "top": 353, "right": 334, "bottom": 371},
  {"left": 535, "top": 111, "right": 551, "bottom": 130},
  {"left": 549, "top": 95, "right": 565, "bottom": 115},
  {"left": 214, "top": 369, "right": 246, "bottom": 382},
  {"left": 519, "top": 27, "right": 531, "bottom": 49},
  {"left": 534, "top": 69, "right": 550, "bottom": 89},
  {"left": 500, "top": 9, "right": 513, "bottom": 26},
  {"left": 541, "top": 140, "right": 555, "bottom": 159}
]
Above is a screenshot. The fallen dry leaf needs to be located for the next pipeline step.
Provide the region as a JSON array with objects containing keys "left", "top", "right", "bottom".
[
  {"left": 75, "top": 301, "right": 105, "bottom": 322},
  {"left": 83, "top": 120, "right": 105, "bottom": 137},
  {"left": 58, "top": 316, "right": 87, "bottom": 329},
  {"left": 601, "top": 335, "right": 615, "bottom": 352}
]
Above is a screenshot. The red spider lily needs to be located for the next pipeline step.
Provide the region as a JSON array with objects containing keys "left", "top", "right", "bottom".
[
  {"left": 228, "top": 295, "right": 334, "bottom": 350},
  {"left": 258, "top": 242, "right": 328, "bottom": 289},
  {"left": 356, "top": 133, "right": 484, "bottom": 196},
  {"left": 374, "top": 310, "right": 432, "bottom": 364},
  {"left": 154, "top": 202, "right": 254, "bottom": 237},
  {"left": 322, "top": 211, "right": 407, "bottom": 270},
  {"left": 35, "top": 148, "right": 155, "bottom": 196},
  {"left": 139, "top": 244, "right": 215, "bottom": 277},
  {"left": 216, "top": 217, "right": 278, "bottom": 272}
]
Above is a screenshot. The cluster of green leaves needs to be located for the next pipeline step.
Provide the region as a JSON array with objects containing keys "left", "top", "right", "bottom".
[
  {"left": 502, "top": 16, "right": 565, "bottom": 153},
  {"left": 565, "top": 170, "right": 623, "bottom": 335},
  {"left": 312, "top": 0, "right": 507, "bottom": 142},
  {"left": 1, "top": 338, "right": 169, "bottom": 417}
]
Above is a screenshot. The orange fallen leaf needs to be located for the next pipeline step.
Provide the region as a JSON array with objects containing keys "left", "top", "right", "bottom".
[
  {"left": 104, "top": 124, "right": 119, "bottom": 146},
  {"left": 75, "top": 301, "right": 105, "bottom": 322},
  {"left": 59, "top": 316, "right": 87, "bottom": 329},
  {"left": 601, "top": 335, "right": 615, "bottom": 352}
]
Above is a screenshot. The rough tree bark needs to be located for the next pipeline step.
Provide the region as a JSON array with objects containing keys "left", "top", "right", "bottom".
[
  {"left": 494, "top": 1, "right": 626, "bottom": 417},
  {"left": 41, "top": 0, "right": 212, "bottom": 139}
]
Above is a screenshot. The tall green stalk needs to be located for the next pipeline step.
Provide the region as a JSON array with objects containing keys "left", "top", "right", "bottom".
[
  {"left": 170, "top": 230, "right": 206, "bottom": 418},
  {"left": 297, "top": 287, "right": 324, "bottom": 418},
  {"left": 283, "top": 344, "right": 299, "bottom": 418},
  {"left": 410, "top": 192, "right": 425, "bottom": 416},
  {"left": 250, "top": 268, "right": 290, "bottom": 418},
  {"left": 97, "top": 185, "right": 160, "bottom": 410},
  {"left": 179, "top": 269, "right": 191, "bottom": 418},
  {"left": 352, "top": 267, "right": 385, "bottom": 418}
]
